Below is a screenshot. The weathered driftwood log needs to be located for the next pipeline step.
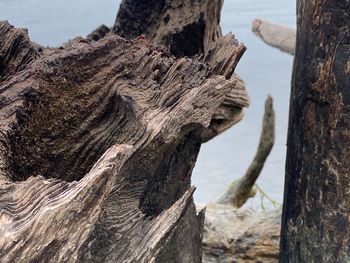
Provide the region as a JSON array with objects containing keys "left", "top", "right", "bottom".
[
  {"left": 201, "top": 203, "right": 280, "bottom": 263},
  {"left": 281, "top": 0, "right": 350, "bottom": 261},
  {"left": 89, "top": 0, "right": 250, "bottom": 143},
  {"left": 113, "top": 3, "right": 282, "bottom": 263},
  {"left": 217, "top": 95, "right": 275, "bottom": 208},
  {"left": 252, "top": 19, "right": 296, "bottom": 55},
  {"left": 0, "top": 18, "right": 246, "bottom": 262},
  {"left": 112, "top": 0, "right": 250, "bottom": 142}
]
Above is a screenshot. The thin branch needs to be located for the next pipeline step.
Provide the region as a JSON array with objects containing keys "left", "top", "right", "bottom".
[{"left": 217, "top": 95, "right": 275, "bottom": 208}]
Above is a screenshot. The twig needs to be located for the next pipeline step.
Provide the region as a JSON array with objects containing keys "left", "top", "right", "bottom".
[{"left": 255, "top": 184, "right": 281, "bottom": 211}]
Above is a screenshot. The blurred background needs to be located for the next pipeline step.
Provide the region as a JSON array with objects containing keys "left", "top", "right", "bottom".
[{"left": 0, "top": 0, "right": 296, "bottom": 207}]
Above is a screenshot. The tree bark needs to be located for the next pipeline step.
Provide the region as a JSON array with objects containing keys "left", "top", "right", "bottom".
[
  {"left": 0, "top": 0, "right": 248, "bottom": 260},
  {"left": 281, "top": 1, "right": 350, "bottom": 262}
]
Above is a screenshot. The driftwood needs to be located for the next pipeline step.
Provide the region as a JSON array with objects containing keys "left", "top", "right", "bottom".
[
  {"left": 217, "top": 95, "right": 275, "bottom": 208},
  {"left": 113, "top": 0, "right": 223, "bottom": 56},
  {"left": 252, "top": 19, "right": 296, "bottom": 55},
  {"left": 0, "top": 0, "right": 251, "bottom": 261},
  {"left": 113, "top": 0, "right": 250, "bottom": 142},
  {"left": 89, "top": 0, "right": 250, "bottom": 142},
  {"left": 113, "top": 3, "right": 285, "bottom": 263},
  {"left": 0, "top": 21, "right": 243, "bottom": 262},
  {"left": 201, "top": 204, "right": 280, "bottom": 263}
]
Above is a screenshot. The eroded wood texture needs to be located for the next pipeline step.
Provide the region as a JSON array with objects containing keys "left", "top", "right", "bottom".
[
  {"left": 201, "top": 204, "right": 280, "bottom": 263},
  {"left": 112, "top": 0, "right": 249, "bottom": 143},
  {"left": 113, "top": 0, "right": 223, "bottom": 57},
  {"left": 281, "top": 1, "right": 350, "bottom": 262},
  {"left": 0, "top": 19, "right": 245, "bottom": 262},
  {"left": 0, "top": 21, "right": 40, "bottom": 82}
]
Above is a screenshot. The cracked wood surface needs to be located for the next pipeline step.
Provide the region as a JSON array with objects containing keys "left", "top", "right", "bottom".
[
  {"left": 112, "top": 0, "right": 250, "bottom": 142},
  {"left": 0, "top": 14, "right": 246, "bottom": 262}
]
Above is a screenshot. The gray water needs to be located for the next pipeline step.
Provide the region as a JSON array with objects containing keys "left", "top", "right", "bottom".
[
  {"left": 194, "top": 0, "right": 296, "bottom": 206},
  {"left": 0, "top": 0, "right": 296, "bottom": 206}
]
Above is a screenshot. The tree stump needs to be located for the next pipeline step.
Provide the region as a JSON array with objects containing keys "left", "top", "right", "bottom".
[{"left": 0, "top": 0, "right": 249, "bottom": 259}]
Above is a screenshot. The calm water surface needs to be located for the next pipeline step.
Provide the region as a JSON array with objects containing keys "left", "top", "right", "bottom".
[
  {"left": 195, "top": 0, "right": 295, "bottom": 206},
  {"left": 0, "top": 0, "right": 296, "bottom": 206}
]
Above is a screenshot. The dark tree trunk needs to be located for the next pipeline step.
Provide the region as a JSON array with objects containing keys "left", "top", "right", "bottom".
[{"left": 281, "top": 1, "right": 350, "bottom": 262}]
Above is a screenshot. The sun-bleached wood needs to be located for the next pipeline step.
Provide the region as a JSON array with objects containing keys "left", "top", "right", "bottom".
[
  {"left": 113, "top": 0, "right": 250, "bottom": 142},
  {"left": 202, "top": 204, "right": 280, "bottom": 263},
  {"left": 252, "top": 19, "right": 296, "bottom": 55},
  {"left": 0, "top": 17, "right": 246, "bottom": 261}
]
